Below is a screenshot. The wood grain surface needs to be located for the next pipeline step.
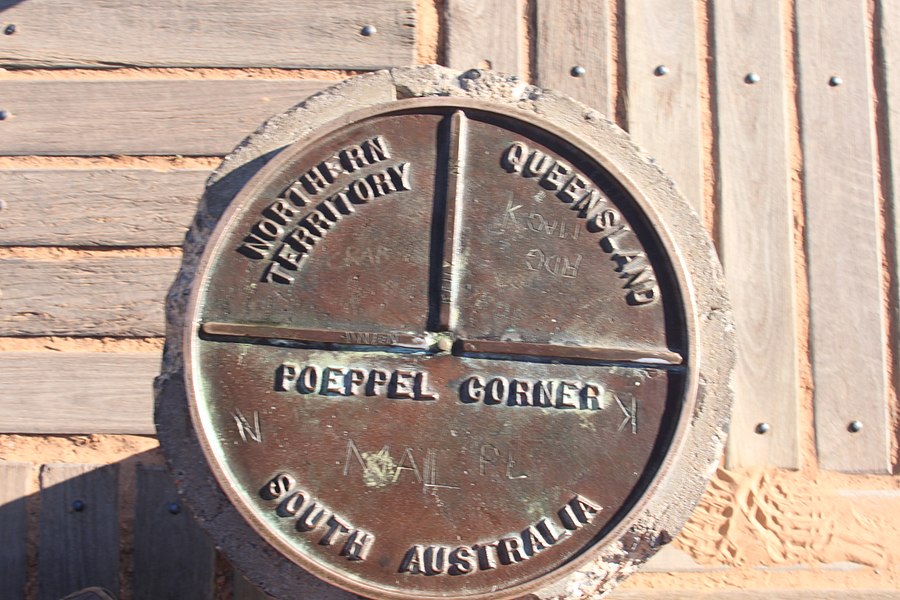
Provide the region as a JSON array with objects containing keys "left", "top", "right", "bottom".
[
  {"left": 0, "top": 257, "right": 179, "bottom": 337},
  {"left": 0, "top": 80, "right": 327, "bottom": 156},
  {"left": 0, "top": 463, "right": 30, "bottom": 600},
  {"left": 714, "top": 2, "right": 799, "bottom": 468},
  {"left": 624, "top": 0, "right": 704, "bottom": 215},
  {"left": 880, "top": 0, "right": 900, "bottom": 469},
  {"left": 797, "top": 0, "right": 890, "bottom": 473},
  {"left": 445, "top": 0, "right": 521, "bottom": 74},
  {"left": 0, "top": 352, "right": 158, "bottom": 434},
  {"left": 534, "top": 0, "right": 612, "bottom": 116},
  {"left": 38, "top": 464, "right": 119, "bottom": 600},
  {"left": 134, "top": 466, "right": 215, "bottom": 600},
  {"left": 0, "top": 0, "right": 415, "bottom": 69},
  {"left": 0, "top": 169, "right": 208, "bottom": 246}
]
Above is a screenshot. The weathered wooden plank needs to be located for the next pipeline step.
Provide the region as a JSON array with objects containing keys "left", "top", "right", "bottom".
[
  {"left": 38, "top": 464, "right": 119, "bottom": 600},
  {"left": 0, "top": 257, "right": 179, "bottom": 337},
  {"left": 0, "top": 463, "right": 30, "bottom": 600},
  {"left": 0, "top": 169, "right": 208, "bottom": 246},
  {"left": 797, "top": 0, "right": 889, "bottom": 472},
  {"left": 534, "top": 0, "right": 611, "bottom": 116},
  {"left": 624, "top": 0, "right": 703, "bottom": 215},
  {"left": 0, "top": 0, "right": 415, "bottom": 69},
  {"left": 609, "top": 591, "right": 900, "bottom": 600},
  {"left": 0, "top": 352, "right": 157, "bottom": 434},
  {"left": 714, "top": 2, "right": 799, "bottom": 467},
  {"left": 445, "top": 0, "right": 521, "bottom": 74},
  {"left": 0, "top": 80, "right": 327, "bottom": 156},
  {"left": 233, "top": 574, "right": 272, "bottom": 600},
  {"left": 134, "top": 466, "right": 215, "bottom": 600},
  {"left": 880, "top": 1, "right": 900, "bottom": 466}
]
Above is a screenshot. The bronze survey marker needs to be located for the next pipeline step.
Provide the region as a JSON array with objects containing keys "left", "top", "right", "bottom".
[{"left": 164, "top": 68, "right": 733, "bottom": 600}]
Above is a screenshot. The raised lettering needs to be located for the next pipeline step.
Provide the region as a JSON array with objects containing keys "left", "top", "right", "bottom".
[
  {"left": 400, "top": 545, "right": 426, "bottom": 574},
  {"left": 325, "top": 367, "right": 347, "bottom": 394},
  {"left": 342, "top": 530, "right": 374, "bottom": 561},
  {"left": 461, "top": 376, "right": 485, "bottom": 403},
  {"left": 237, "top": 231, "right": 276, "bottom": 260},
  {"left": 392, "top": 370, "right": 416, "bottom": 399},
  {"left": 541, "top": 161, "right": 572, "bottom": 191},
  {"left": 497, "top": 537, "right": 527, "bottom": 564},
  {"left": 448, "top": 546, "right": 475, "bottom": 575},
  {"left": 503, "top": 141, "right": 528, "bottom": 173},
  {"left": 275, "top": 363, "right": 299, "bottom": 391},
  {"left": 319, "top": 515, "right": 351, "bottom": 546},
  {"left": 260, "top": 473, "right": 294, "bottom": 500},
  {"left": 501, "top": 141, "right": 659, "bottom": 304}
]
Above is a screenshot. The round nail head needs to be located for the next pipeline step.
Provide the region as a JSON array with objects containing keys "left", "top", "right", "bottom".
[
  {"left": 168, "top": 502, "right": 182, "bottom": 514},
  {"left": 72, "top": 499, "right": 86, "bottom": 512},
  {"left": 829, "top": 76, "right": 843, "bottom": 87},
  {"left": 4, "top": 24, "right": 16, "bottom": 35},
  {"left": 0, "top": 110, "right": 8, "bottom": 121},
  {"left": 848, "top": 420, "right": 863, "bottom": 433},
  {"left": 654, "top": 65, "right": 669, "bottom": 77},
  {"left": 360, "top": 24, "right": 376, "bottom": 37},
  {"left": 571, "top": 65, "right": 586, "bottom": 78},
  {"left": 745, "top": 72, "right": 760, "bottom": 84},
  {"left": 755, "top": 422, "right": 770, "bottom": 435}
]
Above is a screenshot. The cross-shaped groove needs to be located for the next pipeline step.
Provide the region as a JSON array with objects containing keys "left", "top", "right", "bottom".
[{"left": 200, "top": 108, "right": 684, "bottom": 371}]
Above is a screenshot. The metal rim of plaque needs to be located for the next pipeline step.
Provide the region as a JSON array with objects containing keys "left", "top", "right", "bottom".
[{"left": 156, "top": 65, "right": 734, "bottom": 600}]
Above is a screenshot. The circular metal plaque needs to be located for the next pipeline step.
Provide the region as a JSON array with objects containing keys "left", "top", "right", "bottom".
[{"left": 157, "top": 66, "right": 733, "bottom": 600}]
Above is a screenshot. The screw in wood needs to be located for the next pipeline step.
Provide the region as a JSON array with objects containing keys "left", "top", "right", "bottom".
[
  {"left": 848, "top": 420, "right": 863, "bottom": 433},
  {"left": 829, "top": 75, "right": 843, "bottom": 87},
  {"left": 4, "top": 24, "right": 15, "bottom": 35},
  {"left": 745, "top": 72, "right": 760, "bottom": 84},
  {"left": 71, "top": 499, "right": 86, "bottom": 512},
  {"left": 360, "top": 24, "right": 377, "bottom": 37},
  {"left": 654, "top": 65, "right": 669, "bottom": 77},
  {"left": 0, "top": 110, "right": 8, "bottom": 121},
  {"left": 755, "top": 422, "right": 770, "bottom": 434},
  {"left": 167, "top": 502, "right": 181, "bottom": 514},
  {"left": 571, "top": 65, "right": 586, "bottom": 77}
]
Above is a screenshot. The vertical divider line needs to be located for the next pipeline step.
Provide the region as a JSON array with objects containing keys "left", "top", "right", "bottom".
[
  {"left": 443, "top": 110, "right": 468, "bottom": 331},
  {"left": 427, "top": 110, "right": 468, "bottom": 332}
]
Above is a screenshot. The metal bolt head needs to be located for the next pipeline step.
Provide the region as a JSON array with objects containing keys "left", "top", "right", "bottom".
[
  {"left": 360, "top": 24, "right": 376, "bottom": 37},
  {"left": 71, "top": 499, "right": 86, "bottom": 512},
  {"left": 654, "top": 65, "right": 670, "bottom": 77},
  {"left": 755, "top": 422, "right": 770, "bottom": 435},
  {"left": 4, "top": 24, "right": 15, "bottom": 35},
  {"left": 829, "top": 76, "right": 843, "bottom": 87},
  {"left": 0, "top": 110, "right": 8, "bottom": 121},
  {"left": 571, "top": 65, "right": 586, "bottom": 78},
  {"left": 745, "top": 72, "right": 761, "bottom": 84},
  {"left": 848, "top": 420, "right": 863, "bottom": 433},
  {"left": 167, "top": 502, "right": 181, "bottom": 514}
]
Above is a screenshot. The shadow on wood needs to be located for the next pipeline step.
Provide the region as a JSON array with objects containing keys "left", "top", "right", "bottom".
[{"left": 0, "top": 456, "right": 271, "bottom": 600}]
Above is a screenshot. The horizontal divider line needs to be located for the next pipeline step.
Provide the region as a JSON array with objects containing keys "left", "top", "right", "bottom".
[
  {"left": 200, "top": 322, "right": 430, "bottom": 350},
  {"left": 457, "top": 339, "right": 683, "bottom": 365},
  {"left": 200, "top": 323, "right": 684, "bottom": 367}
]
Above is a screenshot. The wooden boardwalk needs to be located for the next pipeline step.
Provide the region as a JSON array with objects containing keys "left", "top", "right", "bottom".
[{"left": 0, "top": 0, "right": 898, "bottom": 597}]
